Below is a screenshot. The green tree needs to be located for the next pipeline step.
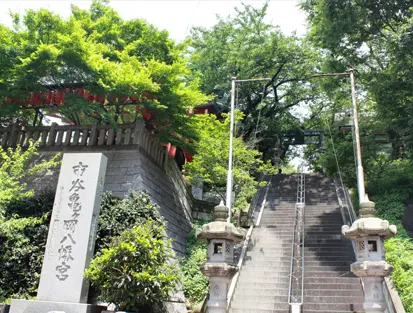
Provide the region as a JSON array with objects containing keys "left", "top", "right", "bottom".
[
  {"left": 300, "top": 0, "right": 413, "bottom": 155},
  {"left": 0, "top": 0, "right": 208, "bottom": 148},
  {"left": 189, "top": 3, "right": 321, "bottom": 157},
  {"left": 184, "top": 111, "right": 274, "bottom": 213}
]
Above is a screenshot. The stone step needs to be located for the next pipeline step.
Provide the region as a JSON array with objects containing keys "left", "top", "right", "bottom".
[
  {"left": 229, "top": 309, "right": 289, "bottom": 313},
  {"left": 304, "top": 277, "right": 362, "bottom": 284},
  {"left": 305, "top": 230, "right": 344, "bottom": 234},
  {"left": 303, "top": 255, "right": 354, "bottom": 261},
  {"left": 304, "top": 220, "right": 343, "bottom": 224},
  {"left": 305, "top": 295, "right": 365, "bottom": 303},
  {"left": 246, "top": 241, "right": 292, "bottom": 247},
  {"left": 303, "top": 311, "right": 365, "bottom": 313},
  {"left": 304, "top": 282, "right": 363, "bottom": 290},
  {"left": 303, "top": 226, "right": 346, "bottom": 229},
  {"left": 305, "top": 271, "right": 355, "bottom": 278},
  {"left": 246, "top": 245, "right": 293, "bottom": 251},
  {"left": 237, "top": 276, "right": 290, "bottom": 284},
  {"left": 244, "top": 249, "right": 292, "bottom": 258},
  {"left": 230, "top": 300, "right": 289, "bottom": 310},
  {"left": 304, "top": 260, "right": 352, "bottom": 266},
  {"left": 260, "top": 217, "right": 296, "bottom": 221},
  {"left": 232, "top": 294, "right": 288, "bottom": 303},
  {"left": 235, "top": 282, "right": 290, "bottom": 289},
  {"left": 305, "top": 239, "right": 349, "bottom": 244},
  {"left": 252, "top": 229, "right": 294, "bottom": 233},
  {"left": 303, "top": 251, "right": 354, "bottom": 257},
  {"left": 240, "top": 262, "right": 290, "bottom": 270},
  {"left": 233, "top": 288, "right": 289, "bottom": 296},
  {"left": 250, "top": 236, "right": 293, "bottom": 242},
  {"left": 260, "top": 217, "right": 295, "bottom": 221},
  {"left": 305, "top": 243, "right": 353, "bottom": 248},
  {"left": 245, "top": 252, "right": 293, "bottom": 258},
  {"left": 304, "top": 289, "right": 363, "bottom": 297},
  {"left": 302, "top": 302, "right": 364, "bottom": 311},
  {"left": 239, "top": 270, "right": 290, "bottom": 277},
  {"left": 305, "top": 235, "right": 346, "bottom": 240},
  {"left": 250, "top": 238, "right": 294, "bottom": 243},
  {"left": 305, "top": 214, "right": 341, "bottom": 217},
  {"left": 259, "top": 220, "right": 296, "bottom": 224},
  {"left": 304, "top": 224, "right": 345, "bottom": 228}
]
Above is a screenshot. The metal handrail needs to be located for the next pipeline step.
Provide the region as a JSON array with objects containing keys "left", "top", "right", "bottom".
[
  {"left": 334, "top": 176, "right": 357, "bottom": 226},
  {"left": 288, "top": 167, "right": 305, "bottom": 312},
  {"left": 247, "top": 173, "right": 267, "bottom": 221}
]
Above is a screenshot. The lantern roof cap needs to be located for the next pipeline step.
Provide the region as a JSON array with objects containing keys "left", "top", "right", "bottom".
[
  {"left": 196, "top": 201, "right": 245, "bottom": 242},
  {"left": 342, "top": 216, "right": 397, "bottom": 240}
]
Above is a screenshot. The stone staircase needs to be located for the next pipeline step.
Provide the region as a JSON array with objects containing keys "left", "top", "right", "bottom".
[
  {"left": 303, "top": 174, "right": 364, "bottom": 313},
  {"left": 229, "top": 175, "right": 297, "bottom": 313},
  {"left": 228, "top": 174, "right": 365, "bottom": 313}
]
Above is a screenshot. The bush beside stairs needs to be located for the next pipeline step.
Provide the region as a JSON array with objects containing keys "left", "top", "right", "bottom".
[{"left": 228, "top": 174, "right": 365, "bottom": 313}]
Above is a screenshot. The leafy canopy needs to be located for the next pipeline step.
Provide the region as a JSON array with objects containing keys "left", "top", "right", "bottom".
[
  {"left": 189, "top": 3, "right": 321, "bottom": 157},
  {"left": 0, "top": 0, "right": 209, "bottom": 147},
  {"left": 300, "top": 0, "right": 413, "bottom": 155}
]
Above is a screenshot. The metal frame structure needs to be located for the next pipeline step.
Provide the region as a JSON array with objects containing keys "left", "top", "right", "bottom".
[
  {"left": 226, "top": 77, "right": 271, "bottom": 222},
  {"left": 288, "top": 167, "right": 306, "bottom": 312}
]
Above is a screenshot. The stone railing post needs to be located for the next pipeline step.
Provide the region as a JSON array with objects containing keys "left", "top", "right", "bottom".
[
  {"left": 9, "top": 125, "right": 18, "bottom": 147},
  {"left": 133, "top": 119, "right": 145, "bottom": 145},
  {"left": 46, "top": 123, "right": 58, "bottom": 147},
  {"left": 197, "top": 202, "right": 245, "bottom": 313},
  {"left": 342, "top": 200, "right": 397, "bottom": 313}
]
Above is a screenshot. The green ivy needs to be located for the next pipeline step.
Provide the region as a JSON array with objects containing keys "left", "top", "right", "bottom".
[{"left": 180, "top": 220, "right": 209, "bottom": 306}]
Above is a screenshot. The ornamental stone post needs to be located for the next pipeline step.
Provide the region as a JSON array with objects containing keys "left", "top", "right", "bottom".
[
  {"left": 197, "top": 202, "right": 245, "bottom": 313},
  {"left": 342, "top": 200, "right": 397, "bottom": 313}
]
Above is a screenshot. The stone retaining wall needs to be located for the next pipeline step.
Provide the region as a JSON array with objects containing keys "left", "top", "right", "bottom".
[{"left": 28, "top": 145, "right": 193, "bottom": 257}]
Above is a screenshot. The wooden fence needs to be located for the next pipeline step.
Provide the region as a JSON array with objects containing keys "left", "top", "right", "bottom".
[{"left": 0, "top": 121, "right": 167, "bottom": 168}]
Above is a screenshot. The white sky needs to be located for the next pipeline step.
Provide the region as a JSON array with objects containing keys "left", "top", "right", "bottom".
[{"left": 0, "top": 0, "right": 307, "bottom": 42}]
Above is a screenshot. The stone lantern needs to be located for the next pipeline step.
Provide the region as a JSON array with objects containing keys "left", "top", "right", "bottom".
[
  {"left": 342, "top": 200, "right": 397, "bottom": 313},
  {"left": 197, "top": 201, "right": 245, "bottom": 313}
]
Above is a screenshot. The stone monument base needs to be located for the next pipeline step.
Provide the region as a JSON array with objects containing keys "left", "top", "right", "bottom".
[{"left": 10, "top": 299, "right": 105, "bottom": 313}]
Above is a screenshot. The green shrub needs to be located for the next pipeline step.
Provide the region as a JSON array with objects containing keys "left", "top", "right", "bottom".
[
  {"left": 374, "top": 193, "right": 413, "bottom": 313},
  {"left": 0, "top": 190, "right": 166, "bottom": 304},
  {"left": 180, "top": 220, "right": 209, "bottom": 306},
  {"left": 85, "top": 220, "right": 178, "bottom": 312},
  {"left": 384, "top": 236, "right": 413, "bottom": 312},
  {"left": 96, "top": 191, "right": 164, "bottom": 252},
  {"left": 0, "top": 193, "right": 54, "bottom": 302}
]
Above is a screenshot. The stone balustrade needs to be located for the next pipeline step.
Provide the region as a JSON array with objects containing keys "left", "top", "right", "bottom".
[{"left": 0, "top": 121, "right": 167, "bottom": 169}]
